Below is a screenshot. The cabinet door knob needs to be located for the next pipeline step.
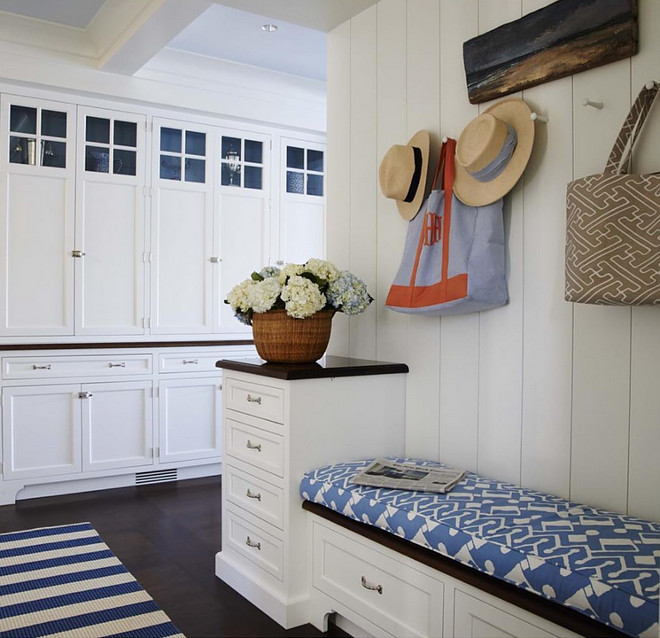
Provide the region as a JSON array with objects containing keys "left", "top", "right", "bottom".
[
  {"left": 209, "top": 257, "right": 221, "bottom": 263},
  {"left": 246, "top": 440, "right": 262, "bottom": 452},
  {"left": 361, "top": 576, "right": 383, "bottom": 595},
  {"left": 245, "top": 536, "right": 261, "bottom": 550},
  {"left": 246, "top": 489, "right": 262, "bottom": 501},
  {"left": 246, "top": 394, "right": 261, "bottom": 404},
  {"left": 72, "top": 250, "right": 86, "bottom": 258},
  {"left": 78, "top": 392, "right": 93, "bottom": 399}
]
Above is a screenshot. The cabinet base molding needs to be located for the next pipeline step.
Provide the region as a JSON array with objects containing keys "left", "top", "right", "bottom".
[
  {"left": 0, "top": 462, "right": 221, "bottom": 505},
  {"left": 215, "top": 550, "right": 309, "bottom": 629}
]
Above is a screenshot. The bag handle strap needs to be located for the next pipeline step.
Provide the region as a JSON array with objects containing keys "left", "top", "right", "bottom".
[{"left": 605, "top": 82, "right": 659, "bottom": 174}]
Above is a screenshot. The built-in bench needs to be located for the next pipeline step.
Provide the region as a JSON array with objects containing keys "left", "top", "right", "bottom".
[{"left": 300, "top": 459, "right": 660, "bottom": 638}]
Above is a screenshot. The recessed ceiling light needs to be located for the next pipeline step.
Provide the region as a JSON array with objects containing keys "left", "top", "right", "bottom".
[{"left": 261, "top": 23, "right": 278, "bottom": 32}]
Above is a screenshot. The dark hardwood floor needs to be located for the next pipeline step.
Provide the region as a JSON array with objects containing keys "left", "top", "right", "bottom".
[{"left": 0, "top": 477, "right": 347, "bottom": 638}]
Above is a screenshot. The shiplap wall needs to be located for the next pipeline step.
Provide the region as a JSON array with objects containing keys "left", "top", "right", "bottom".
[{"left": 327, "top": 0, "right": 660, "bottom": 520}]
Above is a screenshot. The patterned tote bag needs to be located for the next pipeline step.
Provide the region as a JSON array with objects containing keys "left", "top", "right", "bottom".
[
  {"left": 386, "top": 139, "right": 508, "bottom": 316},
  {"left": 565, "top": 82, "right": 660, "bottom": 305}
]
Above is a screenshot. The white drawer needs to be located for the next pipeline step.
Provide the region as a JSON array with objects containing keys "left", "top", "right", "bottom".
[
  {"left": 312, "top": 519, "right": 443, "bottom": 638},
  {"left": 224, "top": 377, "right": 284, "bottom": 423},
  {"left": 225, "top": 505, "right": 283, "bottom": 580},
  {"left": 2, "top": 355, "right": 152, "bottom": 379},
  {"left": 158, "top": 352, "right": 224, "bottom": 374},
  {"left": 225, "top": 416, "right": 284, "bottom": 477},
  {"left": 224, "top": 464, "right": 284, "bottom": 529}
]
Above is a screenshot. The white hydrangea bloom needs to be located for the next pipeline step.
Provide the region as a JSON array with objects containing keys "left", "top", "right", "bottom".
[
  {"left": 280, "top": 275, "right": 326, "bottom": 318},
  {"left": 305, "top": 258, "right": 340, "bottom": 282},
  {"left": 278, "top": 263, "right": 304, "bottom": 285},
  {"left": 226, "top": 278, "right": 256, "bottom": 313},
  {"left": 249, "top": 277, "right": 282, "bottom": 313}
]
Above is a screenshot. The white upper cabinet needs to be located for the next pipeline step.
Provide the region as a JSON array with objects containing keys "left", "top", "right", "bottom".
[
  {"left": 0, "top": 94, "right": 76, "bottom": 335},
  {"left": 216, "top": 128, "right": 271, "bottom": 332},
  {"left": 279, "top": 138, "right": 326, "bottom": 265},
  {"left": 151, "top": 118, "right": 215, "bottom": 335},
  {"left": 75, "top": 107, "right": 147, "bottom": 335}
]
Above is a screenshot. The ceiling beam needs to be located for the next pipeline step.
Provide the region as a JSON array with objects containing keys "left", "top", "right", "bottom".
[{"left": 89, "top": 0, "right": 211, "bottom": 75}]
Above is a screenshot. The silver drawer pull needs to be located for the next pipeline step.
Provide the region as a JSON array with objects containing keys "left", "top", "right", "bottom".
[
  {"left": 246, "top": 440, "right": 262, "bottom": 452},
  {"left": 33, "top": 364, "right": 51, "bottom": 370},
  {"left": 108, "top": 362, "right": 126, "bottom": 368},
  {"left": 183, "top": 359, "right": 198, "bottom": 365},
  {"left": 246, "top": 489, "right": 262, "bottom": 501},
  {"left": 245, "top": 536, "right": 261, "bottom": 550},
  {"left": 246, "top": 394, "right": 262, "bottom": 404},
  {"left": 361, "top": 576, "right": 383, "bottom": 595},
  {"left": 78, "top": 392, "right": 93, "bottom": 399}
]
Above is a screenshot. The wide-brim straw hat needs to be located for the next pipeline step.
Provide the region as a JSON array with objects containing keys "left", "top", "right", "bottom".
[
  {"left": 379, "top": 130, "right": 430, "bottom": 221},
  {"left": 454, "top": 98, "right": 534, "bottom": 206}
]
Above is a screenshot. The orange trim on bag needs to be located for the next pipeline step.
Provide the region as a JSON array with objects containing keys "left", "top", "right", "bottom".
[{"left": 386, "top": 274, "right": 468, "bottom": 307}]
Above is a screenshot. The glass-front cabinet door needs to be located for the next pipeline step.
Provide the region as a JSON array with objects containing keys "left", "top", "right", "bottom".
[
  {"left": 151, "top": 117, "right": 215, "bottom": 334},
  {"left": 279, "top": 138, "right": 326, "bottom": 265},
  {"left": 75, "top": 107, "right": 147, "bottom": 335},
  {"left": 216, "top": 128, "right": 270, "bottom": 332},
  {"left": 0, "top": 94, "right": 76, "bottom": 335}
]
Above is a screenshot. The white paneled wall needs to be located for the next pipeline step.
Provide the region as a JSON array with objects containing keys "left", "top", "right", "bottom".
[{"left": 327, "top": 0, "right": 660, "bottom": 519}]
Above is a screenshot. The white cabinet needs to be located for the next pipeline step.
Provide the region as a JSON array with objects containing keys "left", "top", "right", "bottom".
[
  {"left": 215, "top": 357, "right": 407, "bottom": 629},
  {"left": 0, "top": 94, "right": 76, "bottom": 336},
  {"left": 82, "top": 380, "right": 153, "bottom": 472},
  {"left": 158, "top": 376, "right": 222, "bottom": 463},
  {"left": 2, "top": 384, "right": 81, "bottom": 480},
  {"left": 151, "top": 118, "right": 215, "bottom": 335},
  {"left": 2, "top": 379, "right": 154, "bottom": 480},
  {"left": 75, "top": 107, "right": 147, "bottom": 335}
]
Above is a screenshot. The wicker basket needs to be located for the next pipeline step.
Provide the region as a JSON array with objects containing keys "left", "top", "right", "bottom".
[{"left": 251, "top": 308, "right": 334, "bottom": 363}]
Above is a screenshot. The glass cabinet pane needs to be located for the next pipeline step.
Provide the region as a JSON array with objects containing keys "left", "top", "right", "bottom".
[
  {"left": 244, "top": 166, "right": 262, "bottom": 190},
  {"left": 41, "top": 140, "right": 66, "bottom": 168},
  {"left": 41, "top": 110, "right": 67, "bottom": 139},
  {"left": 307, "top": 149, "right": 324, "bottom": 173},
  {"left": 287, "top": 146, "right": 304, "bottom": 169},
  {"left": 307, "top": 173, "right": 323, "bottom": 197},
  {"left": 114, "top": 120, "right": 137, "bottom": 147},
  {"left": 221, "top": 163, "right": 241, "bottom": 187},
  {"left": 160, "top": 155, "right": 181, "bottom": 180},
  {"left": 9, "top": 136, "right": 31, "bottom": 164},
  {"left": 221, "top": 136, "right": 241, "bottom": 161},
  {"left": 286, "top": 171, "right": 304, "bottom": 194},
  {"left": 185, "top": 158, "right": 206, "bottom": 183},
  {"left": 114, "top": 149, "right": 136, "bottom": 176},
  {"left": 161, "top": 127, "right": 182, "bottom": 153},
  {"left": 10, "top": 106, "right": 37, "bottom": 134},
  {"left": 86, "top": 117, "right": 110, "bottom": 144},
  {"left": 86, "top": 146, "right": 109, "bottom": 173},
  {"left": 245, "top": 140, "right": 263, "bottom": 164},
  {"left": 185, "top": 131, "right": 206, "bottom": 157}
]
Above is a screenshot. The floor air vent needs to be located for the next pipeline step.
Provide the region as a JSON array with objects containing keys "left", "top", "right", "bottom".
[{"left": 135, "top": 469, "right": 178, "bottom": 485}]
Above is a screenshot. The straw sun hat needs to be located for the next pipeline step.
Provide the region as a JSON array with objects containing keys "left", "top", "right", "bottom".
[
  {"left": 378, "top": 130, "right": 430, "bottom": 221},
  {"left": 454, "top": 98, "right": 535, "bottom": 207}
]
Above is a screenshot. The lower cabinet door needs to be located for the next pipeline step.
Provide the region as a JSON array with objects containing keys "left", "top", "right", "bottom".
[
  {"left": 82, "top": 381, "right": 154, "bottom": 472},
  {"left": 2, "top": 384, "right": 82, "bottom": 480},
  {"left": 158, "top": 376, "right": 222, "bottom": 463}
]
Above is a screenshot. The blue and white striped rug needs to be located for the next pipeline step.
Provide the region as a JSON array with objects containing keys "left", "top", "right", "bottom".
[{"left": 0, "top": 522, "right": 185, "bottom": 638}]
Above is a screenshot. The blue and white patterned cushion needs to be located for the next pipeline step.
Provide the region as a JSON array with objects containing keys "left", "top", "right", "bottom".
[{"left": 300, "top": 458, "right": 660, "bottom": 638}]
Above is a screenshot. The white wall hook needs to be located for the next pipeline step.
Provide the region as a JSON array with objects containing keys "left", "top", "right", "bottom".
[
  {"left": 442, "top": 136, "right": 448, "bottom": 143},
  {"left": 646, "top": 81, "right": 658, "bottom": 90},
  {"left": 582, "top": 98, "right": 603, "bottom": 109},
  {"left": 530, "top": 112, "right": 549, "bottom": 123}
]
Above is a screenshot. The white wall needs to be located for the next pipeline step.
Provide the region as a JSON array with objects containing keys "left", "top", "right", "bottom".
[{"left": 327, "top": 0, "right": 660, "bottom": 520}]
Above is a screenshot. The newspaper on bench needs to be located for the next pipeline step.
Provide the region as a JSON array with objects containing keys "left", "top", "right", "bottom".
[{"left": 350, "top": 458, "right": 466, "bottom": 493}]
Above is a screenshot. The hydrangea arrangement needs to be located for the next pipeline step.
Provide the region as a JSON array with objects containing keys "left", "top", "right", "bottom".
[{"left": 225, "top": 258, "right": 373, "bottom": 325}]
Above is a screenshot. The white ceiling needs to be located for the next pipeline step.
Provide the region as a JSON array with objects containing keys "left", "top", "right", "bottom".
[
  {"left": 0, "top": 0, "right": 378, "bottom": 80},
  {"left": 0, "top": 0, "right": 105, "bottom": 28},
  {"left": 169, "top": 4, "right": 328, "bottom": 81}
]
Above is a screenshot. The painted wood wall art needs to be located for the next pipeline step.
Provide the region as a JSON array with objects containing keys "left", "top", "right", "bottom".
[{"left": 463, "top": 0, "right": 638, "bottom": 105}]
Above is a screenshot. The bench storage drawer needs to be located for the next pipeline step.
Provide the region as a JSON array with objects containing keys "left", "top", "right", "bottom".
[
  {"left": 312, "top": 518, "right": 443, "bottom": 638},
  {"left": 224, "top": 464, "right": 284, "bottom": 529}
]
